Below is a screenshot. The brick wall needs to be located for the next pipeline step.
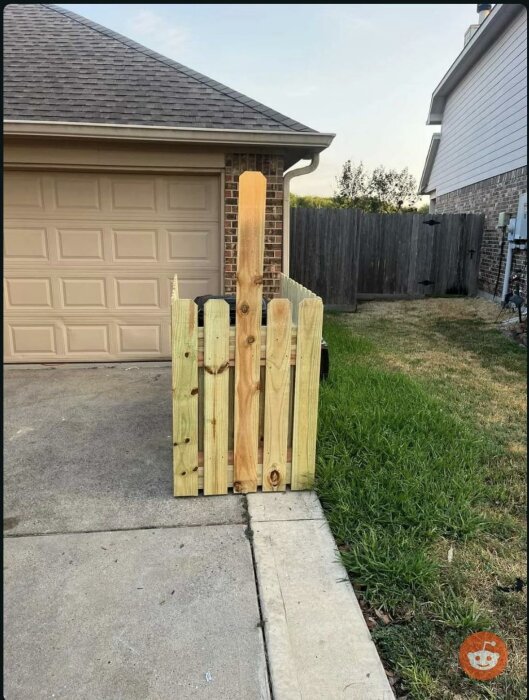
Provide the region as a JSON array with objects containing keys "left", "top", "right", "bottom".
[
  {"left": 224, "top": 153, "right": 284, "bottom": 298},
  {"left": 433, "top": 166, "right": 527, "bottom": 297}
]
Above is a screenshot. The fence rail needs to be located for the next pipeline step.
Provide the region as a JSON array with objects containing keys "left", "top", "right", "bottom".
[{"left": 290, "top": 208, "right": 484, "bottom": 307}]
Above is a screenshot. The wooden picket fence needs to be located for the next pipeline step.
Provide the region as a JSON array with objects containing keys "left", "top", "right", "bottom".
[{"left": 172, "top": 172, "right": 323, "bottom": 496}]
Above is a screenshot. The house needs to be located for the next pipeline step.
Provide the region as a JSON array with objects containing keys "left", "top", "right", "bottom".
[
  {"left": 419, "top": 3, "right": 527, "bottom": 298},
  {"left": 3, "top": 4, "right": 333, "bottom": 363}
]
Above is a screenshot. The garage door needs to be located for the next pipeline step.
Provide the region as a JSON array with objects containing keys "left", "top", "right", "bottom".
[{"left": 4, "top": 171, "right": 221, "bottom": 362}]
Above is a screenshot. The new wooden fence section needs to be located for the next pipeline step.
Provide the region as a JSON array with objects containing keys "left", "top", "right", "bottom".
[
  {"left": 172, "top": 172, "right": 323, "bottom": 496},
  {"left": 290, "top": 207, "right": 484, "bottom": 308}
]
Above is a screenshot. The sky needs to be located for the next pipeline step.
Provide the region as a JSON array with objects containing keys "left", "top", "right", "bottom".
[{"left": 59, "top": 3, "right": 479, "bottom": 198}]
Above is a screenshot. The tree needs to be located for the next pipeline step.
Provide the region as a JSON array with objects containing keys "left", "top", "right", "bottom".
[
  {"left": 369, "top": 165, "right": 418, "bottom": 211},
  {"left": 333, "top": 161, "right": 419, "bottom": 212},
  {"left": 334, "top": 160, "right": 368, "bottom": 205}
]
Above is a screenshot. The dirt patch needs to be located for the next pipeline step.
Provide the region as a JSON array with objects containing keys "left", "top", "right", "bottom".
[{"left": 500, "top": 317, "right": 527, "bottom": 347}]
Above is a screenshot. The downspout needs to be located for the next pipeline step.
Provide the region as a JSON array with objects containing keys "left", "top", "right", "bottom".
[{"left": 282, "top": 154, "right": 320, "bottom": 274}]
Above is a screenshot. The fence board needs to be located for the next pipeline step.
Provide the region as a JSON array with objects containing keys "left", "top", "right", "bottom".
[
  {"left": 203, "top": 300, "right": 230, "bottom": 495},
  {"left": 466, "top": 213, "right": 483, "bottom": 296},
  {"left": 233, "top": 171, "right": 266, "bottom": 493},
  {"left": 290, "top": 208, "right": 484, "bottom": 304},
  {"left": 172, "top": 299, "right": 199, "bottom": 497},
  {"left": 291, "top": 297, "right": 324, "bottom": 490},
  {"left": 263, "top": 299, "right": 292, "bottom": 492}
]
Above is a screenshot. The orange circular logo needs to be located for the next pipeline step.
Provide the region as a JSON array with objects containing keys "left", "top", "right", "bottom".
[{"left": 459, "top": 632, "right": 508, "bottom": 680}]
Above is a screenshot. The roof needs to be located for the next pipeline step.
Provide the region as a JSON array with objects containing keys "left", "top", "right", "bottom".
[
  {"left": 418, "top": 133, "right": 441, "bottom": 195},
  {"left": 3, "top": 3, "right": 318, "bottom": 134},
  {"left": 426, "top": 3, "right": 524, "bottom": 125}
]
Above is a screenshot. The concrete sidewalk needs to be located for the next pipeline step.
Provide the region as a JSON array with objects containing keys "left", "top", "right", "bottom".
[
  {"left": 4, "top": 364, "right": 393, "bottom": 699},
  {"left": 248, "top": 493, "right": 393, "bottom": 700}
]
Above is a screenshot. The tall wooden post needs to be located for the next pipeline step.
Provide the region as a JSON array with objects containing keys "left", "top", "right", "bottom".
[{"left": 233, "top": 171, "right": 266, "bottom": 493}]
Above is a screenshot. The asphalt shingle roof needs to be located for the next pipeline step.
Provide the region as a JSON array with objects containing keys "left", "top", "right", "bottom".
[{"left": 3, "top": 4, "right": 315, "bottom": 133}]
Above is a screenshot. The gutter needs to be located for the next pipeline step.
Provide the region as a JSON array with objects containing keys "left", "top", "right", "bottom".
[
  {"left": 282, "top": 154, "right": 320, "bottom": 275},
  {"left": 3, "top": 119, "right": 335, "bottom": 150}
]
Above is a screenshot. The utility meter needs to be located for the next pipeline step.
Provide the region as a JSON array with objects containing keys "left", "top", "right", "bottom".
[
  {"left": 497, "top": 211, "right": 510, "bottom": 227},
  {"left": 513, "top": 193, "right": 527, "bottom": 241}
]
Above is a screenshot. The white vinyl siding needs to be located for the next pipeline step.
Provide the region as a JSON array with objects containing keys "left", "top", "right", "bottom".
[{"left": 428, "top": 9, "right": 527, "bottom": 196}]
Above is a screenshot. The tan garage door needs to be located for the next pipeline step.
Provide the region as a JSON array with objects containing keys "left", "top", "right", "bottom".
[{"left": 4, "top": 170, "right": 221, "bottom": 362}]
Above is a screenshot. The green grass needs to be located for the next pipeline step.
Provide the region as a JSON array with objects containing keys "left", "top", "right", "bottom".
[{"left": 316, "top": 299, "right": 527, "bottom": 699}]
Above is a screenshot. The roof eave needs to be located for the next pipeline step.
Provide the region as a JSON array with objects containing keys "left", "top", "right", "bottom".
[
  {"left": 3, "top": 120, "right": 335, "bottom": 152},
  {"left": 426, "top": 4, "right": 524, "bottom": 124},
  {"left": 419, "top": 133, "right": 441, "bottom": 195}
]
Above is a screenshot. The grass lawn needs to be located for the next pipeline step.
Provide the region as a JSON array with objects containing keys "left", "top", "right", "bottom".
[{"left": 316, "top": 298, "right": 527, "bottom": 699}]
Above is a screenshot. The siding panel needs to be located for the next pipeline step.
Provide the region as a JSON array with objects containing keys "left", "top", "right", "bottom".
[{"left": 428, "top": 10, "right": 527, "bottom": 196}]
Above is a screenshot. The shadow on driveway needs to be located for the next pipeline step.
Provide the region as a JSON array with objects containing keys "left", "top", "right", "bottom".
[{"left": 4, "top": 364, "right": 244, "bottom": 535}]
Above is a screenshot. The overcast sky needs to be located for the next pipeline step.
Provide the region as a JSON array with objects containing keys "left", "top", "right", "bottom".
[{"left": 59, "top": 3, "right": 478, "bottom": 197}]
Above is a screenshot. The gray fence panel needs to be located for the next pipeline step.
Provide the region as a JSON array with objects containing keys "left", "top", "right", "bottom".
[{"left": 289, "top": 208, "right": 484, "bottom": 306}]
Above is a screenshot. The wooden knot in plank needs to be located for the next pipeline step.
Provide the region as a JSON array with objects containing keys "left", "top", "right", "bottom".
[
  {"left": 240, "top": 302, "right": 250, "bottom": 314},
  {"left": 267, "top": 467, "right": 281, "bottom": 490}
]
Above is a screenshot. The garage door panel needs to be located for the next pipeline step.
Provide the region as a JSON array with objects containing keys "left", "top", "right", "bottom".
[
  {"left": 61, "top": 278, "right": 107, "bottom": 308},
  {"left": 118, "top": 324, "right": 161, "bottom": 354},
  {"left": 4, "top": 170, "right": 221, "bottom": 362},
  {"left": 53, "top": 174, "right": 102, "bottom": 211},
  {"left": 4, "top": 226, "right": 49, "bottom": 260},
  {"left": 166, "top": 176, "right": 219, "bottom": 216},
  {"left": 4, "top": 172, "right": 45, "bottom": 212},
  {"left": 8, "top": 323, "right": 58, "bottom": 356},
  {"left": 112, "top": 228, "right": 158, "bottom": 261},
  {"left": 115, "top": 278, "right": 160, "bottom": 309},
  {"left": 5, "top": 278, "right": 53, "bottom": 308},
  {"left": 110, "top": 176, "right": 157, "bottom": 212},
  {"left": 65, "top": 325, "right": 110, "bottom": 354},
  {"left": 167, "top": 221, "right": 219, "bottom": 264},
  {"left": 5, "top": 316, "right": 171, "bottom": 362},
  {"left": 57, "top": 228, "right": 105, "bottom": 261},
  {"left": 171, "top": 274, "right": 221, "bottom": 300},
  {"left": 5, "top": 270, "right": 219, "bottom": 317}
]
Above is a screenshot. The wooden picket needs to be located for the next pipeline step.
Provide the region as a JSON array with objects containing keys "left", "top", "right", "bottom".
[
  {"left": 172, "top": 172, "right": 323, "bottom": 497},
  {"left": 203, "top": 299, "right": 229, "bottom": 495},
  {"left": 291, "top": 298, "right": 324, "bottom": 490},
  {"left": 171, "top": 295, "right": 199, "bottom": 497},
  {"left": 262, "top": 299, "right": 291, "bottom": 492}
]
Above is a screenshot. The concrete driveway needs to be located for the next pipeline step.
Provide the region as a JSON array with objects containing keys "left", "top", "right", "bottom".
[
  {"left": 4, "top": 363, "right": 241, "bottom": 534},
  {"left": 4, "top": 363, "right": 393, "bottom": 700},
  {"left": 4, "top": 363, "right": 269, "bottom": 700}
]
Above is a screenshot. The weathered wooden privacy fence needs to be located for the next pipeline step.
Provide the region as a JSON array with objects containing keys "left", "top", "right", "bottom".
[
  {"left": 172, "top": 172, "right": 323, "bottom": 496},
  {"left": 290, "top": 207, "right": 484, "bottom": 308}
]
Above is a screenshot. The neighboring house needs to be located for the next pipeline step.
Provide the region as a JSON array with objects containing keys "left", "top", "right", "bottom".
[
  {"left": 3, "top": 4, "right": 333, "bottom": 363},
  {"left": 419, "top": 3, "right": 527, "bottom": 297}
]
